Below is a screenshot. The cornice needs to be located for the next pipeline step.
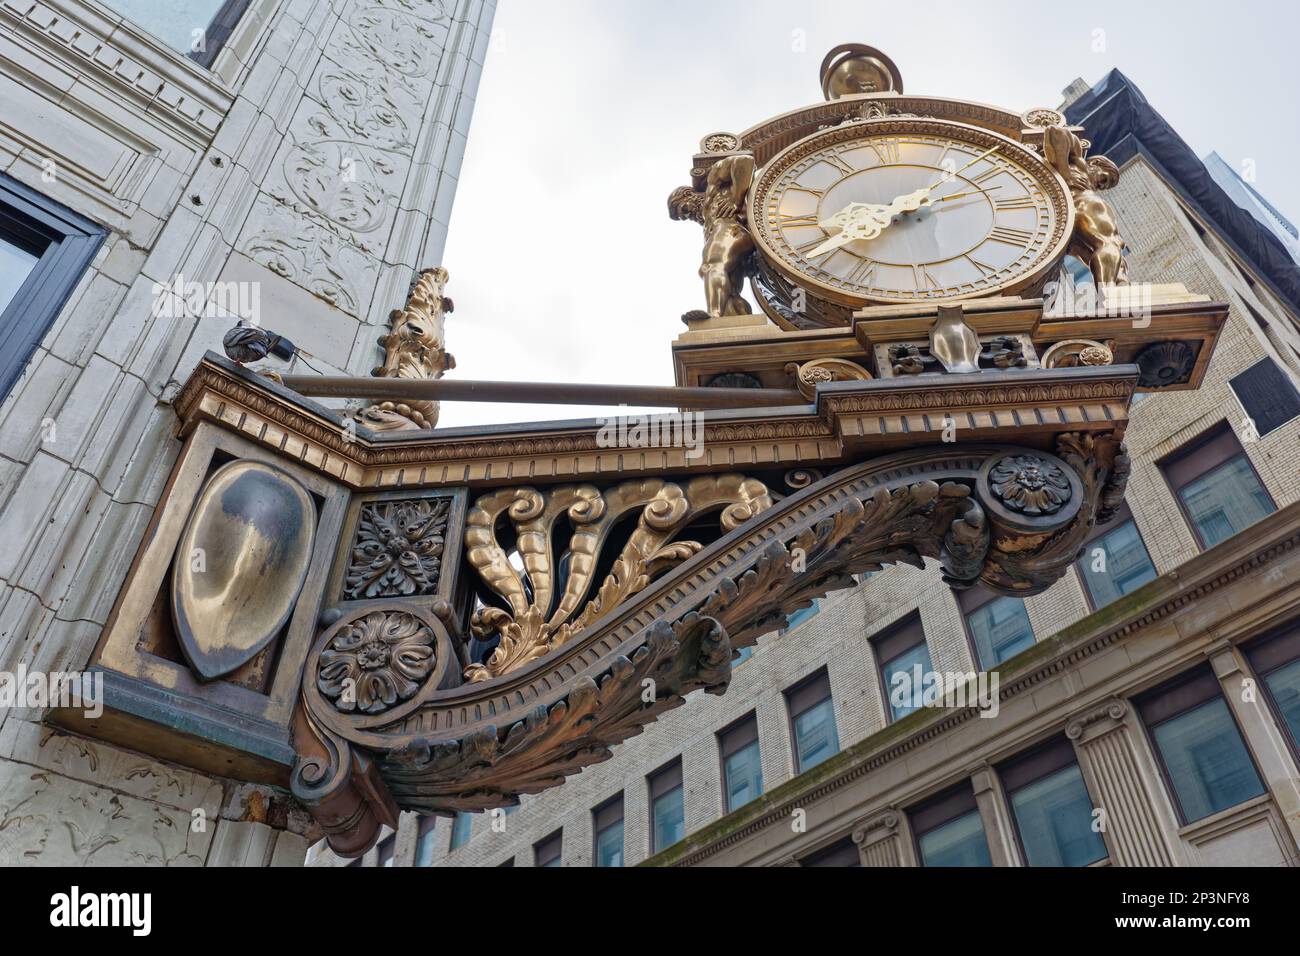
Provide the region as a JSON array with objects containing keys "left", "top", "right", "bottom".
[{"left": 173, "top": 354, "right": 1137, "bottom": 489}]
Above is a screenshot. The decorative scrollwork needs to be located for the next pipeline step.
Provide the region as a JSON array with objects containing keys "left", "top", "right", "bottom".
[
  {"left": 463, "top": 475, "right": 772, "bottom": 682},
  {"left": 784, "top": 358, "right": 873, "bottom": 400},
  {"left": 1041, "top": 338, "right": 1115, "bottom": 369},
  {"left": 989, "top": 455, "right": 1073, "bottom": 516},
  {"left": 318, "top": 610, "right": 436, "bottom": 715},
  {"left": 344, "top": 498, "right": 449, "bottom": 600},
  {"left": 1135, "top": 341, "right": 1197, "bottom": 388}
]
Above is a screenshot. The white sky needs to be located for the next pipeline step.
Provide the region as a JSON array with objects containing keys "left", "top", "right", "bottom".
[{"left": 438, "top": 0, "right": 1300, "bottom": 429}]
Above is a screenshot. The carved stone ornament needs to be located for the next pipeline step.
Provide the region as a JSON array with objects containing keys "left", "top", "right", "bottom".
[
  {"left": 989, "top": 455, "right": 1073, "bottom": 516},
  {"left": 784, "top": 358, "right": 873, "bottom": 400},
  {"left": 344, "top": 498, "right": 449, "bottom": 600},
  {"left": 1041, "top": 338, "right": 1115, "bottom": 369},
  {"left": 1135, "top": 340, "right": 1197, "bottom": 388},
  {"left": 355, "top": 267, "right": 455, "bottom": 432},
  {"left": 318, "top": 609, "right": 437, "bottom": 715}
]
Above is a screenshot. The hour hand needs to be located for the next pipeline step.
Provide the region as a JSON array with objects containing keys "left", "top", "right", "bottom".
[{"left": 807, "top": 202, "right": 892, "bottom": 257}]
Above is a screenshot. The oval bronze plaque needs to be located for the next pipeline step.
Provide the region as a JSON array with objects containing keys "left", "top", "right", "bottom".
[{"left": 171, "top": 460, "right": 317, "bottom": 681}]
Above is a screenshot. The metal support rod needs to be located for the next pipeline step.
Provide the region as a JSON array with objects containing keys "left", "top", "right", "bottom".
[{"left": 277, "top": 375, "right": 806, "bottom": 410}]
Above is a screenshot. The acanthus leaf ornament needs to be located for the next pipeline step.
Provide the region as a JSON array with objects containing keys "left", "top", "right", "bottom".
[
  {"left": 318, "top": 609, "right": 437, "bottom": 715},
  {"left": 344, "top": 498, "right": 449, "bottom": 600},
  {"left": 989, "top": 455, "right": 1073, "bottom": 516}
]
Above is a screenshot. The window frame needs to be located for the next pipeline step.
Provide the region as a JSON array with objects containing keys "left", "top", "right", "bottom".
[
  {"left": 533, "top": 828, "right": 563, "bottom": 868},
  {"left": 717, "top": 712, "right": 762, "bottom": 814},
  {"left": 1243, "top": 622, "right": 1300, "bottom": 764},
  {"left": 997, "top": 735, "right": 1108, "bottom": 867},
  {"left": 957, "top": 586, "right": 1034, "bottom": 670},
  {"left": 592, "top": 793, "right": 625, "bottom": 868},
  {"left": 1135, "top": 665, "right": 1267, "bottom": 826},
  {"left": 1158, "top": 422, "right": 1276, "bottom": 552},
  {"left": 1074, "top": 504, "right": 1159, "bottom": 612},
  {"left": 376, "top": 833, "right": 395, "bottom": 867},
  {"left": 647, "top": 758, "right": 685, "bottom": 854},
  {"left": 0, "top": 173, "right": 105, "bottom": 403},
  {"left": 870, "top": 612, "right": 930, "bottom": 724},
  {"left": 413, "top": 814, "right": 437, "bottom": 867},
  {"left": 784, "top": 668, "right": 839, "bottom": 775},
  {"left": 907, "top": 782, "right": 990, "bottom": 867}
]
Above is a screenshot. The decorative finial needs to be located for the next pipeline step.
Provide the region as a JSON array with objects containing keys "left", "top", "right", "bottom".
[{"left": 820, "top": 44, "right": 904, "bottom": 101}]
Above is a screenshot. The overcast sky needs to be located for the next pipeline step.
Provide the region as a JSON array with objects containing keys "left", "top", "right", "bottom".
[{"left": 437, "top": 0, "right": 1300, "bottom": 429}]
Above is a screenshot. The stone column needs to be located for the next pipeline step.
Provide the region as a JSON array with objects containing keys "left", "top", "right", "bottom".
[
  {"left": 1208, "top": 642, "right": 1300, "bottom": 854},
  {"left": 1066, "top": 698, "right": 1181, "bottom": 866},
  {"left": 852, "top": 808, "right": 914, "bottom": 866},
  {"left": 970, "top": 763, "right": 1021, "bottom": 866}
]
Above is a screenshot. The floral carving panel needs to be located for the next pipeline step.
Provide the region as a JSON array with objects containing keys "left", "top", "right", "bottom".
[{"left": 344, "top": 497, "right": 450, "bottom": 600}]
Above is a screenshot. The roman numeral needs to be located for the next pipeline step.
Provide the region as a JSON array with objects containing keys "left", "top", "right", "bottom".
[
  {"left": 870, "top": 139, "right": 901, "bottom": 165},
  {"left": 847, "top": 258, "right": 878, "bottom": 287},
  {"left": 994, "top": 196, "right": 1037, "bottom": 211},
  {"left": 971, "top": 166, "right": 1003, "bottom": 185},
  {"left": 913, "top": 264, "right": 942, "bottom": 291},
  {"left": 795, "top": 237, "right": 835, "bottom": 261},
  {"left": 988, "top": 226, "right": 1035, "bottom": 247},
  {"left": 965, "top": 254, "right": 997, "bottom": 276},
  {"left": 786, "top": 185, "right": 826, "bottom": 199},
  {"left": 821, "top": 152, "right": 857, "bottom": 176},
  {"left": 773, "top": 214, "right": 821, "bottom": 228}
]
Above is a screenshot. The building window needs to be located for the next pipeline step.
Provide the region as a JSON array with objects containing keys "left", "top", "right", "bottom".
[
  {"left": 592, "top": 794, "right": 624, "bottom": 868},
  {"left": 414, "top": 815, "right": 437, "bottom": 867},
  {"left": 718, "top": 713, "right": 763, "bottom": 813},
  {"left": 959, "top": 587, "right": 1035, "bottom": 669},
  {"left": 1160, "top": 424, "right": 1276, "bottom": 550},
  {"left": 909, "top": 784, "right": 992, "bottom": 867},
  {"left": 99, "top": 0, "right": 253, "bottom": 67},
  {"left": 534, "top": 829, "right": 562, "bottom": 868},
  {"left": 872, "top": 613, "right": 932, "bottom": 722},
  {"left": 449, "top": 811, "right": 473, "bottom": 851},
  {"left": 782, "top": 600, "right": 820, "bottom": 634},
  {"left": 1077, "top": 505, "right": 1159, "bottom": 609},
  {"left": 1136, "top": 666, "right": 1266, "bottom": 824},
  {"left": 497, "top": 857, "right": 515, "bottom": 867},
  {"left": 0, "top": 174, "right": 105, "bottom": 402},
  {"left": 999, "top": 736, "right": 1107, "bottom": 866},
  {"left": 376, "top": 834, "right": 395, "bottom": 868},
  {"left": 1244, "top": 623, "right": 1300, "bottom": 762},
  {"left": 1231, "top": 357, "right": 1300, "bottom": 436},
  {"left": 785, "top": 669, "right": 839, "bottom": 774},
  {"left": 800, "top": 837, "right": 860, "bottom": 867},
  {"left": 733, "top": 644, "right": 754, "bottom": 667},
  {"left": 648, "top": 759, "right": 685, "bottom": 853}
]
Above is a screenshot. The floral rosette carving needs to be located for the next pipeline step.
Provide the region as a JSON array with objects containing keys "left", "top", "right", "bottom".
[
  {"left": 318, "top": 610, "right": 436, "bottom": 715},
  {"left": 989, "top": 455, "right": 1073, "bottom": 516},
  {"left": 345, "top": 498, "right": 449, "bottom": 600}
]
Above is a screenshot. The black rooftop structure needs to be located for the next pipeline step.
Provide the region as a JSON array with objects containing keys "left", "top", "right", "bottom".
[{"left": 1066, "top": 70, "right": 1300, "bottom": 319}]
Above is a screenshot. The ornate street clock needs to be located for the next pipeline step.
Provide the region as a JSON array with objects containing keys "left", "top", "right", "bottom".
[
  {"left": 671, "top": 43, "right": 1127, "bottom": 332},
  {"left": 751, "top": 118, "right": 1073, "bottom": 305}
]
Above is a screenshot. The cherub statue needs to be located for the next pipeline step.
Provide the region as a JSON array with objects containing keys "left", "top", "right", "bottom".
[
  {"left": 356, "top": 267, "right": 455, "bottom": 432},
  {"left": 669, "top": 154, "right": 757, "bottom": 322},
  {"left": 1042, "top": 124, "right": 1129, "bottom": 287}
]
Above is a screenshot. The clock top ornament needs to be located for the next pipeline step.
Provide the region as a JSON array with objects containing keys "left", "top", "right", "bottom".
[{"left": 670, "top": 44, "right": 1129, "bottom": 331}]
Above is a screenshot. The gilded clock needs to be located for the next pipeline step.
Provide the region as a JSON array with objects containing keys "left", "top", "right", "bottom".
[{"left": 749, "top": 117, "right": 1075, "bottom": 306}]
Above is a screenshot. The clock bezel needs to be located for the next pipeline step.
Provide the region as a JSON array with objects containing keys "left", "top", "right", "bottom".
[{"left": 748, "top": 116, "right": 1076, "bottom": 307}]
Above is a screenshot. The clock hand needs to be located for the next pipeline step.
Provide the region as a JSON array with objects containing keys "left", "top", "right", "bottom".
[
  {"left": 882, "top": 144, "right": 1005, "bottom": 212},
  {"left": 932, "top": 185, "right": 1003, "bottom": 203},
  {"left": 807, "top": 201, "right": 893, "bottom": 257}
]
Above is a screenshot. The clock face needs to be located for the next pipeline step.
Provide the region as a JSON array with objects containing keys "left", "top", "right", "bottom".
[{"left": 750, "top": 118, "right": 1073, "bottom": 305}]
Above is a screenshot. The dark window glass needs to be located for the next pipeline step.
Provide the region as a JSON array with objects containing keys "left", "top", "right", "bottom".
[
  {"left": 1161, "top": 425, "right": 1275, "bottom": 549},
  {"left": 1137, "top": 667, "right": 1265, "bottom": 823},
  {"left": 0, "top": 174, "right": 105, "bottom": 402},
  {"left": 786, "top": 671, "right": 839, "bottom": 773},
  {"left": 873, "top": 614, "right": 932, "bottom": 722},
  {"left": 414, "top": 815, "right": 437, "bottom": 867},
  {"left": 1245, "top": 624, "right": 1300, "bottom": 758},
  {"left": 449, "top": 811, "right": 472, "bottom": 851},
  {"left": 910, "top": 785, "right": 991, "bottom": 867},
  {"left": 649, "top": 760, "right": 685, "bottom": 853},
  {"left": 534, "top": 830, "right": 562, "bottom": 868},
  {"left": 967, "top": 597, "right": 1035, "bottom": 668},
  {"left": 593, "top": 794, "right": 624, "bottom": 868},
  {"left": 377, "top": 834, "right": 395, "bottom": 868},
  {"left": 1230, "top": 357, "right": 1300, "bottom": 436},
  {"left": 719, "top": 714, "right": 762, "bottom": 812},
  {"left": 801, "top": 837, "right": 860, "bottom": 867},
  {"left": 1079, "top": 518, "right": 1158, "bottom": 608},
  {"left": 497, "top": 857, "right": 514, "bottom": 867},
  {"left": 1000, "top": 737, "right": 1107, "bottom": 867}
]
